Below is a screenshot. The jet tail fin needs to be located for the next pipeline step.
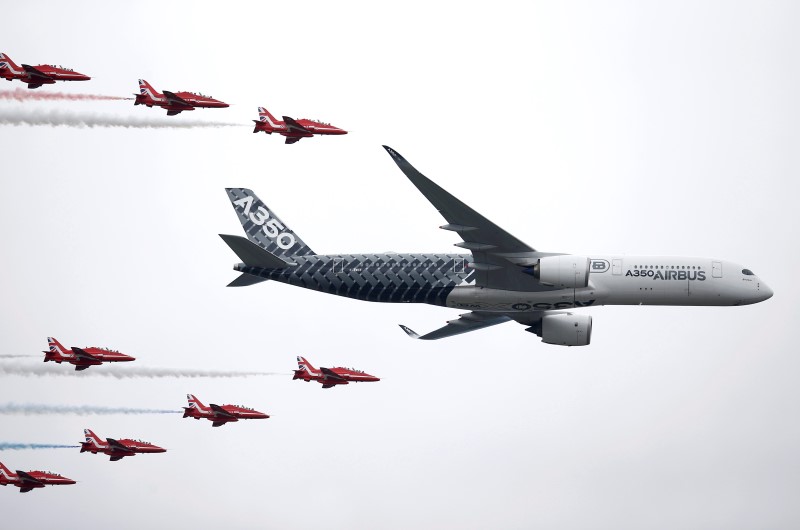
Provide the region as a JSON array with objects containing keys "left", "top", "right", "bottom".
[
  {"left": 225, "top": 188, "right": 315, "bottom": 259},
  {"left": 0, "top": 53, "right": 21, "bottom": 71}
]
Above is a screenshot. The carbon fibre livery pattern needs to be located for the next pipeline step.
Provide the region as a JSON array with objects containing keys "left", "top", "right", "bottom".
[
  {"left": 234, "top": 252, "right": 475, "bottom": 305},
  {"left": 226, "top": 187, "right": 475, "bottom": 304}
]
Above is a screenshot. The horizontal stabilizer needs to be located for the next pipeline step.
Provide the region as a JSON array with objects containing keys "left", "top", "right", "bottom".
[
  {"left": 227, "top": 273, "right": 269, "bottom": 288},
  {"left": 219, "top": 234, "right": 293, "bottom": 269}
]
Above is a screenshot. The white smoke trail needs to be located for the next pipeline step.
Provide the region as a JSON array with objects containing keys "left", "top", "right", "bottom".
[
  {"left": 0, "top": 361, "right": 288, "bottom": 379},
  {"left": 0, "top": 403, "right": 179, "bottom": 415},
  {"left": 0, "top": 354, "right": 37, "bottom": 358},
  {"left": 0, "top": 108, "right": 241, "bottom": 129},
  {"left": 0, "top": 443, "right": 80, "bottom": 450},
  {"left": 0, "top": 88, "right": 131, "bottom": 102}
]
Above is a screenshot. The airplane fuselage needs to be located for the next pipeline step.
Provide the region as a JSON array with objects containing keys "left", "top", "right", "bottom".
[{"left": 234, "top": 253, "right": 771, "bottom": 311}]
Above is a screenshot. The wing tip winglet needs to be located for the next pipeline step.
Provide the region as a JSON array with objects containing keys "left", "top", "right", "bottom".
[
  {"left": 398, "top": 324, "right": 420, "bottom": 339},
  {"left": 382, "top": 145, "right": 405, "bottom": 162}
]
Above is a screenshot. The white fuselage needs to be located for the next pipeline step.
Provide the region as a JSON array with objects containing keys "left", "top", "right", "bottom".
[{"left": 446, "top": 256, "right": 772, "bottom": 313}]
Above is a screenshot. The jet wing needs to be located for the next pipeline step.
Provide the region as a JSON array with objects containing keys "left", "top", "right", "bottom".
[
  {"left": 162, "top": 90, "right": 195, "bottom": 109},
  {"left": 209, "top": 404, "right": 237, "bottom": 419},
  {"left": 399, "top": 311, "right": 513, "bottom": 340},
  {"left": 106, "top": 438, "right": 131, "bottom": 452},
  {"left": 15, "top": 470, "right": 43, "bottom": 488},
  {"left": 21, "top": 64, "right": 53, "bottom": 83},
  {"left": 383, "top": 146, "right": 549, "bottom": 291},
  {"left": 282, "top": 116, "right": 311, "bottom": 135},
  {"left": 320, "top": 367, "right": 347, "bottom": 382},
  {"left": 71, "top": 347, "right": 101, "bottom": 363},
  {"left": 285, "top": 136, "right": 303, "bottom": 145}
]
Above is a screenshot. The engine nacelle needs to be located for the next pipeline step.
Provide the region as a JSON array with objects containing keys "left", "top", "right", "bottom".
[
  {"left": 526, "top": 255, "right": 591, "bottom": 288},
  {"left": 533, "top": 313, "right": 593, "bottom": 346}
]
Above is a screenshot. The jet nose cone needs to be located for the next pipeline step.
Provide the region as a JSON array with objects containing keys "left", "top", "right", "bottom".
[{"left": 760, "top": 282, "right": 774, "bottom": 301}]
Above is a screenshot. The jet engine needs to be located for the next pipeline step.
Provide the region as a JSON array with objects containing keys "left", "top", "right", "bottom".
[
  {"left": 524, "top": 255, "right": 591, "bottom": 288},
  {"left": 527, "top": 313, "right": 593, "bottom": 346}
]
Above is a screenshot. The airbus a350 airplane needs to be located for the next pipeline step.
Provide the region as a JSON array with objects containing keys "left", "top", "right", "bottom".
[{"left": 219, "top": 146, "right": 772, "bottom": 345}]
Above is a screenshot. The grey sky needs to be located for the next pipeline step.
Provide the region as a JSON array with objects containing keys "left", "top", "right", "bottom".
[{"left": 1, "top": 1, "right": 798, "bottom": 528}]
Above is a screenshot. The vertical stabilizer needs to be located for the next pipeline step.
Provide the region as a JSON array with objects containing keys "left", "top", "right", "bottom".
[{"left": 225, "top": 188, "right": 315, "bottom": 259}]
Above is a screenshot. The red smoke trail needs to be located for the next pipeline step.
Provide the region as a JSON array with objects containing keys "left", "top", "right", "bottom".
[{"left": 0, "top": 88, "right": 131, "bottom": 102}]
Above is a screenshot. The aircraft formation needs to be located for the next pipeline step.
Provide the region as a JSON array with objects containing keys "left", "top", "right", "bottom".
[
  {"left": 0, "top": 51, "right": 346, "bottom": 143},
  {"left": 2, "top": 48, "right": 773, "bottom": 497},
  {"left": 1, "top": 337, "right": 377, "bottom": 491}
]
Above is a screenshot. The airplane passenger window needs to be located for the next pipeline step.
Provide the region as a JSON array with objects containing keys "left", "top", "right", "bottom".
[{"left": 742, "top": 269, "right": 755, "bottom": 276}]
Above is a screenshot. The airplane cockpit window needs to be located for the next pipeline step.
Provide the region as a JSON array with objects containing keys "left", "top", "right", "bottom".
[{"left": 742, "top": 269, "right": 755, "bottom": 276}]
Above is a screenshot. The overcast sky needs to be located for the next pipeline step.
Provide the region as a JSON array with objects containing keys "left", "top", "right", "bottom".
[{"left": 1, "top": 1, "right": 798, "bottom": 529}]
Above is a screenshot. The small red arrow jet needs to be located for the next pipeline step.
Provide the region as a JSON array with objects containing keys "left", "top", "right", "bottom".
[
  {"left": 0, "top": 461, "right": 75, "bottom": 493},
  {"left": 293, "top": 356, "right": 380, "bottom": 389},
  {"left": 80, "top": 429, "right": 165, "bottom": 462},
  {"left": 134, "top": 79, "right": 229, "bottom": 116},
  {"left": 43, "top": 337, "right": 135, "bottom": 371},
  {"left": 182, "top": 394, "right": 269, "bottom": 427},
  {"left": 253, "top": 107, "right": 347, "bottom": 144},
  {"left": 0, "top": 52, "right": 90, "bottom": 89}
]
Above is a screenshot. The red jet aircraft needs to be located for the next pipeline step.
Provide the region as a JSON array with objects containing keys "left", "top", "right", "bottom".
[
  {"left": 0, "top": 461, "right": 75, "bottom": 493},
  {"left": 253, "top": 107, "right": 347, "bottom": 144},
  {"left": 183, "top": 394, "right": 270, "bottom": 427},
  {"left": 0, "top": 52, "right": 90, "bottom": 89},
  {"left": 44, "top": 337, "right": 135, "bottom": 371},
  {"left": 80, "top": 429, "right": 165, "bottom": 462},
  {"left": 134, "top": 79, "right": 229, "bottom": 116},
  {"left": 293, "top": 356, "right": 380, "bottom": 389}
]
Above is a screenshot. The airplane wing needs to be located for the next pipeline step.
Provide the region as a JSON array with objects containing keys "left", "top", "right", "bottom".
[
  {"left": 285, "top": 136, "right": 303, "bottom": 144},
  {"left": 383, "top": 146, "right": 550, "bottom": 291},
  {"left": 21, "top": 64, "right": 53, "bottom": 83},
  {"left": 15, "top": 470, "right": 43, "bottom": 489},
  {"left": 106, "top": 438, "right": 130, "bottom": 452},
  {"left": 109, "top": 456, "right": 124, "bottom": 462},
  {"left": 282, "top": 116, "right": 312, "bottom": 135},
  {"left": 209, "top": 404, "right": 237, "bottom": 419},
  {"left": 162, "top": 90, "right": 195, "bottom": 110},
  {"left": 319, "top": 367, "right": 348, "bottom": 382},
  {"left": 75, "top": 365, "right": 91, "bottom": 371},
  {"left": 211, "top": 421, "right": 227, "bottom": 427},
  {"left": 71, "top": 347, "right": 101, "bottom": 363},
  {"left": 399, "top": 311, "right": 514, "bottom": 340}
]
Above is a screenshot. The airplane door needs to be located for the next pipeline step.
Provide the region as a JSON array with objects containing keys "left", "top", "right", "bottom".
[
  {"left": 712, "top": 261, "right": 722, "bottom": 278},
  {"left": 333, "top": 258, "right": 345, "bottom": 273},
  {"left": 612, "top": 259, "right": 622, "bottom": 275}
]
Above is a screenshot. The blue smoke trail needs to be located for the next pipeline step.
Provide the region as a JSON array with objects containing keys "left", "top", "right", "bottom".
[
  {"left": 0, "top": 403, "right": 180, "bottom": 415},
  {"left": 0, "top": 443, "right": 80, "bottom": 450}
]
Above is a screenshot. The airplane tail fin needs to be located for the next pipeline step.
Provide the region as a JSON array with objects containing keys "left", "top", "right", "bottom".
[
  {"left": 0, "top": 461, "right": 15, "bottom": 481},
  {"left": 224, "top": 188, "right": 315, "bottom": 259},
  {"left": 83, "top": 428, "right": 103, "bottom": 449},
  {"left": 46, "top": 337, "right": 67, "bottom": 359},
  {"left": 137, "top": 79, "right": 161, "bottom": 101},
  {"left": 0, "top": 52, "right": 20, "bottom": 72},
  {"left": 186, "top": 394, "right": 206, "bottom": 411},
  {"left": 258, "top": 107, "right": 282, "bottom": 127},
  {"left": 295, "top": 356, "right": 318, "bottom": 378}
]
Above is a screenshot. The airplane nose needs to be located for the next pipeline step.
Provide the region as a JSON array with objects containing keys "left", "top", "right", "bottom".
[{"left": 760, "top": 282, "right": 774, "bottom": 301}]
